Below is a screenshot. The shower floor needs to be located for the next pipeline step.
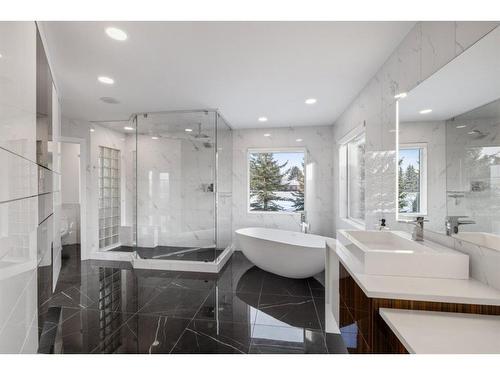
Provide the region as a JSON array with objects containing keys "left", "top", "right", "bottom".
[{"left": 110, "top": 245, "right": 223, "bottom": 262}]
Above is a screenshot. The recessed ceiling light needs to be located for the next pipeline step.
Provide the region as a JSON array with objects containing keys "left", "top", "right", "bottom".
[
  {"left": 105, "top": 27, "right": 128, "bottom": 41},
  {"left": 258, "top": 117, "right": 268, "bottom": 122},
  {"left": 124, "top": 126, "right": 134, "bottom": 131},
  {"left": 98, "top": 76, "right": 114, "bottom": 85},
  {"left": 185, "top": 128, "right": 193, "bottom": 132},
  {"left": 394, "top": 92, "right": 407, "bottom": 99},
  {"left": 263, "top": 133, "right": 271, "bottom": 137},
  {"left": 456, "top": 125, "right": 467, "bottom": 129},
  {"left": 151, "top": 136, "right": 159, "bottom": 140},
  {"left": 305, "top": 98, "right": 317, "bottom": 105},
  {"left": 419, "top": 109, "right": 432, "bottom": 114},
  {"left": 90, "top": 128, "right": 95, "bottom": 132},
  {"left": 296, "top": 138, "right": 303, "bottom": 142},
  {"left": 0, "top": 53, "right": 3, "bottom": 58},
  {"left": 100, "top": 96, "right": 120, "bottom": 104}
]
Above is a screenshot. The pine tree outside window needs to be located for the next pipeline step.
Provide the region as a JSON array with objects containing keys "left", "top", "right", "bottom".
[
  {"left": 398, "top": 144, "right": 428, "bottom": 215},
  {"left": 248, "top": 149, "right": 305, "bottom": 213}
]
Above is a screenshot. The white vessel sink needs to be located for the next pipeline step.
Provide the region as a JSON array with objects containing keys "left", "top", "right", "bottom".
[
  {"left": 337, "top": 230, "right": 469, "bottom": 279},
  {"left": 453, "top": 232, "right": 500, "bottom": 252}
]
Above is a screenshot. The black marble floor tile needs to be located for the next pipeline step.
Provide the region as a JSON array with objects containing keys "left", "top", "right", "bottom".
[
  {"left": 44, "top": 249, "right": 342, "bottom": 354},
  {"left": 313, "top": 297, "right": 326, "bottom": 330},
  {"left": 38, "top": 307, "right": 63, "bottom": 354},
  {"left": 171, "top": 319, "right": 252, "bottom": 354},
  {"left": 55, "top": 307, "right": 133, "bottom": 354},
  {"left": 47, "top": 282, "right": 98, "bottom": 309},
  {"left": 169, "top": 271, "right": 218, "bottom": 291},
  {"left": 138, "top": 287, "right": 211, "bottom": 319},
  {"left": 249, "top": 325, "right": 328, "bottom": 354},
  {"left": 92, "top": 314, "right": 191, "bottom": 354},
  {"left": 112, "top": 245, "right": 223, "bottom": 262},
  {"left": 256, "top": 294, "right": 322, "bottom": 330},
  {"left": 233, "top": 266, "right": 265, "bottom": 294},
  {"left": 194, "top": 289, "right": 260, "bottom": 325},
  {"left": 260, "top": 272, "right": 313, "bottom": 297}
]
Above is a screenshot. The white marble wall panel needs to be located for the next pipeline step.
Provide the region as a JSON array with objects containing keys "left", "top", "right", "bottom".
[
  {"left": 0, "top": 22, "right": 37, "bottom": 163},
  {"left": 455, "top": 21, "right": 500, "bottom": 55},
  {"left": 333, "top": 22, "right": 500, "bottom": 292},
  {"left": 0, "top": 196, "right": 38, "bottom": 353},
  {"left": 0, "top": 147, "right": 38, "bottom": 203},
  {"left": 0, "top": 22, "right": 38, "bottom": 353},
  {"left": 232, "top": 126, "right": 333, "bottom": 243},
  {"left": 136, "top": 134, "right": 216, "bottom": 248},
  {"left": 333, "top": 22, "right": 499, "bottom": 234},
  {"left": 421, "top": 22, "right": 456, "bottom": 82}
]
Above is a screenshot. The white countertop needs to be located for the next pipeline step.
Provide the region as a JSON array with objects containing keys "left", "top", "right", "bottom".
[
  {"left": 379, "top": 308, "right": 500, "bottom": 354},
  {"left": 328, "top": 238, "right": 500, "bottom": 306}
]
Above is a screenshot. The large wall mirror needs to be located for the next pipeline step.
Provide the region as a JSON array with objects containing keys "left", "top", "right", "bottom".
[{"left": 396, "top": 26, "right": 500, "bottom": 250}]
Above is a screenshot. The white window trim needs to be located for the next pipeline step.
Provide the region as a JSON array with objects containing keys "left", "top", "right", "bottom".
[
  {"left": 246, "top": 147, "right": 307, "bottom": 215},
  {"left": 398, "top": 142, "right": 428, "bottom": 217},
  {"left": 338, "top": 125, "right": 366, "bottom": 226}
]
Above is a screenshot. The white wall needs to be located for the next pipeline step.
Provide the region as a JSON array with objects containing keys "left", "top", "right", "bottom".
[
  {"left": 332, "top": 21, "right": 500, "bottom": 290},
  {"left": 60, "top": 142, "right": 80, "bottom": 245},
  {"left": 0, "top": 22, "right": 38, "bottom": 353},
  {"left": 231, "top": 125, "right": 334, "bottom": 241},
  {"left": 333, "top": 21, "right": 499, "bottom": 233},
  {"left": 61, "top": 143, "right": 80, "bottom": 204}
]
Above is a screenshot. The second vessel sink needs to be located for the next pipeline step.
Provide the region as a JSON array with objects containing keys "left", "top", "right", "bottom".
[{"left": 337, "top": 230, "right": 469, "bottom": 279}]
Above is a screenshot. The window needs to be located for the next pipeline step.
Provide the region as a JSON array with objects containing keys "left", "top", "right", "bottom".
[
  {"left": 346, "top": 133, "right": 366, "bottom": 222},
  {"left": 398, "top": 144, "right": 427, "bottom": 215},
  {"left": 248, "top": 149, "right": 305, "bottom": 213},
  {"left": 98, "top": 146, "right": 121, "bottom": 249}
]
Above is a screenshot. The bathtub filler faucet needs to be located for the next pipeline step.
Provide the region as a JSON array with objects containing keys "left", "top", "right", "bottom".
[
  {"left": 446, "top": 216, "right": 476, "bottom": 235},
  {"left": 379, "top": 218, "right": 387, "bottom": 230},
  {"left": 399, "top": 216, "right": 428, "bottom": 241},
  {"left": 300, "top": 211, "right": 310, "bottom": 233}
]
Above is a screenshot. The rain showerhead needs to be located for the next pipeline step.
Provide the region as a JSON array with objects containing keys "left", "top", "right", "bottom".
[
  {"left": 192, "top": 123, "right": 210, "bottom": 139},
  {"left": 467, "top": 129, "right": 489, "bottom": 139}
]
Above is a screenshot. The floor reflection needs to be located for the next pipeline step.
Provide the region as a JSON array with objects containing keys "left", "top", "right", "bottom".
[{"left": 40, "top": 247, "right": 346, "bottom": 354}]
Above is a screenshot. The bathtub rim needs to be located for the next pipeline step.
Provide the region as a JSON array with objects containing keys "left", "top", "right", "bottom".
[{"left": 235, "top": 227, "right": 326, "bottom": 249}]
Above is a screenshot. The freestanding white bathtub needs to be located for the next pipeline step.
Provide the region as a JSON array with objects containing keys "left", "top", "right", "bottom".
[{"left": 235, "top": 227, "right": 326, "bottom": 279}]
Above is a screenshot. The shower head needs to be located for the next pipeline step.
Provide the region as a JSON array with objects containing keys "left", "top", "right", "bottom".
[
  {"left": 467, "top": 129, "right": 489, "bottom": 139},
  {"left": 192, "top": 123, "right": 210, "bottom": 139}
]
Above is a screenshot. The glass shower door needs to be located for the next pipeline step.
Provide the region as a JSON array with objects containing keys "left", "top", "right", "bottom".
[{"left": 135, "top": 110, "right": 217, "bottom": 262}]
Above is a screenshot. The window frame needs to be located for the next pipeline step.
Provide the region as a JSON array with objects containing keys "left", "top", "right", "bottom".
[
  {"left": 346, "top": 133, "right": 366, "bottom": 225},
  {"left": 398, "top": 142, "right": 428, "bottom": 217},
  {"left": 246, "top": 147, "right": 307, "bottom": 215},
  {"left": 338, "top": 125, "right": 366, "bottom": 228}
]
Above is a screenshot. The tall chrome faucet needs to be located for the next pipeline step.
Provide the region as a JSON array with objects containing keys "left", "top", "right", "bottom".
[
  {"left": 445, "top": 216, "right": 475, "bottom": 236},
  {"left": 399, "top": 216, "right": 427, "bottom": 241},
  {"left": 300, "top": 211, "right": 310, "bottom": 233}
]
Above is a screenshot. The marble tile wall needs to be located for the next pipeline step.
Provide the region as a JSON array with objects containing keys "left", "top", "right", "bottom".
[
  {"left": 446, "top": 106, "right": 500, "bottom": 234},
  {"left": 332, "top": 22, "right": 500, "bottom": 291},
  {"left": 333, "top": 22, "right": 499, "bottom": 233},
  {"left": 231, "top": 126, "right": 334, "bottom": 242},
  {"left": 136, "top": 133, "right": 216, "bottom": 248},
  {"left": 0, "top": 22, "right": 39, "bottom": 354}
]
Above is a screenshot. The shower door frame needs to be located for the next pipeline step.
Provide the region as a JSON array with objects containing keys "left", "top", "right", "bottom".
[{"left": 131, "top": 109, "right": 234, "bottom": 273}]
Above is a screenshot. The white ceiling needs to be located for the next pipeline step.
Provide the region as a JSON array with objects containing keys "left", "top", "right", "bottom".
[
  {"left": 41, "top": 21, "right": 414, "bottom": 129},
  {"left": 399, "top": 26, "right": 500, "bottom": 123}
]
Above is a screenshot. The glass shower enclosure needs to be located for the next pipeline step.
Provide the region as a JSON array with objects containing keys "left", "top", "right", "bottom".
[{"left": 133, "top": 110, "right": 233, "bottom": 268}]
